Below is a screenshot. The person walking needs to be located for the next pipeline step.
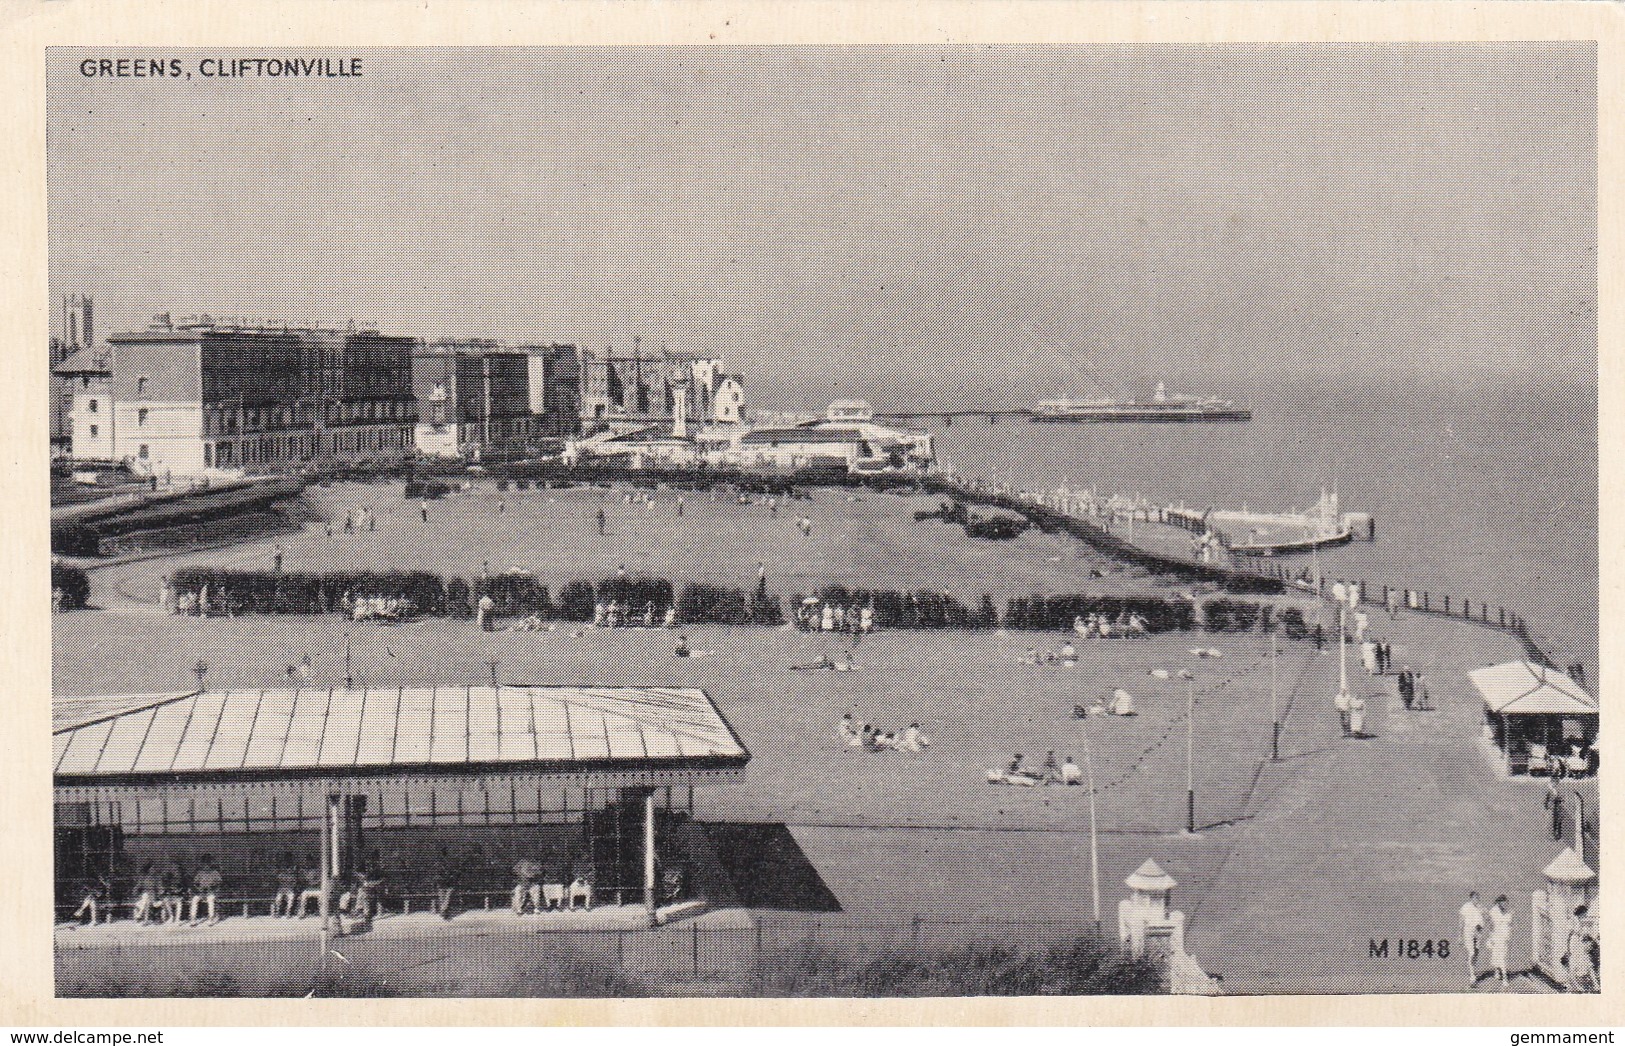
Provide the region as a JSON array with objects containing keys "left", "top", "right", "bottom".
[
  {"left": 1487, "top": 895, "right": 1513, "bottom": 988},
  {"left": 1459, "top": 891, "right": 1485, "bottom": 988},
  {"left": 596, "top": 507, "right": 606, "bottom": 536}
]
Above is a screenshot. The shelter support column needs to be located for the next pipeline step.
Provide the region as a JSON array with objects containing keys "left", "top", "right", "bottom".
[{"left": 643, "top": 788, "right": 657, "bottom": 925}]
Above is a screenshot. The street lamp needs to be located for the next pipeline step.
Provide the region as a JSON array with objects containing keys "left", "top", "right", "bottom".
[
  {"left": 1270, "top": 630, "right": 1280, "bottom": 761},
  {"left": 486, "top": 658, "right": 500, "bottom": 688},
  {"left": 1179, "top": 667, "right": 1196, "bottom": 834},
  {"left": 1079, "top": 717, "right": 1101, "bottom": 932},
  {"left": 343, "top": 632, "right": 353, "bottom": 688}
]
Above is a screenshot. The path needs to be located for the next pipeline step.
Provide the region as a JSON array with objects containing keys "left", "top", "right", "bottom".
[{"left": 1185, "top": 611, "right": 1581, "bottom": 994}]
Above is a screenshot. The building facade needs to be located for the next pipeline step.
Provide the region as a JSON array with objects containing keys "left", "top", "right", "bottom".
[
  {"left": 580, "top": 340, "right": 722, "bottom": 427},
  {"left": 522, "top": 343, "right": 583, "bottom": 436},
  {"left": 411, "top": 342, "right": 539, "bottom": 458},
  {"left": 95, "top": 316, "right": 417, "bottom": 475},
  {"left": 51, "top": 295, "right": 95, "bottom": 450}
]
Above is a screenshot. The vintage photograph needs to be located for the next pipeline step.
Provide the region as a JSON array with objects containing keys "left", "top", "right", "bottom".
[{"left": 48, "top": 44, "right": 1597, "bottom": 998}]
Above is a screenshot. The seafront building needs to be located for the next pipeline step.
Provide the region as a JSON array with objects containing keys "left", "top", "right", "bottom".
[
  {"left": 580, "top": 340, "right": 720, "bottom": 429},
  {"left": 57, "top": 315, "right": 590, "bottom": 474}
]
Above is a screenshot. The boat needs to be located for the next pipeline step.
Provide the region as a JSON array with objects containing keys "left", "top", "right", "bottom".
[{"left": 1030, "top": 383, "right": 1251, "bottom": 423}]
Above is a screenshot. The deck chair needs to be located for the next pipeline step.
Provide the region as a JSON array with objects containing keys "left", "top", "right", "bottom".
[{"left": 1527, "top": 743, "right": 1552, "bottom": 776}]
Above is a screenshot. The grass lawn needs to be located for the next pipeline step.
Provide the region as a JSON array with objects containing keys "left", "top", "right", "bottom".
[{"left": 91, "top": 480, "right": 1171, "bottom": 611}]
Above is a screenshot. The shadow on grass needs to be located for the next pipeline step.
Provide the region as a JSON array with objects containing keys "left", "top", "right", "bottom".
[{"left": 703, "top": 822, "right": 843, "bottom": 912}]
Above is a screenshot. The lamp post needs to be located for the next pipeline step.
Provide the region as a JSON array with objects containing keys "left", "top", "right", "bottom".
[
  {"left": 486, "top": 658, "right": 500, "bottom": 688},
  {"left": 1270, "top": 630, "right": 1280, "bottom": 760},
  {"left": 1180, "top": 668, "right": 1196, "bottom": 834},
  {"left": 343, "top": 632, "right": 353, "bottom": 688},
  {"left": 1079, "top": 718, "right": 1101, "bottom": 931}
]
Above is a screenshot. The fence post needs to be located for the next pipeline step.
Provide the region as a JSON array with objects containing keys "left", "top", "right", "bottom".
[
  {"left": 1443, "top": 595, "right": 1449, "bottom": 613},
  {"left": 755, "top": 918, "right": 765, "bottom": 988},
  {"left": 692, "top": 920, "right": 700, "bottom": 977}
]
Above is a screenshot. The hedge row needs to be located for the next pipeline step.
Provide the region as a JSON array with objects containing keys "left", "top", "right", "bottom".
[
  {"left": 52, "top": 562, "right": 90, "bottom": 610},
  {"left": 169, "top": 568, "right": 451, "bottom": 616}
]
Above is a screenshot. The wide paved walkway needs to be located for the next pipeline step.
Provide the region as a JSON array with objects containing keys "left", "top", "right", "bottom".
[{"left": 1185, "top": 611, "right": 1585, "bottom": 994}]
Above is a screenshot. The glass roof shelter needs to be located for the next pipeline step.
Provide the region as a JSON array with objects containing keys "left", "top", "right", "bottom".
[{"left": 53, "top": 686, "right": 749, "bottom": 928}]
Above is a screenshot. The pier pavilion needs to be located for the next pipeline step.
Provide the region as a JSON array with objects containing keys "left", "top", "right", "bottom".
[{"left": 53, "top": 685, "right": 749, "bottom": 923}]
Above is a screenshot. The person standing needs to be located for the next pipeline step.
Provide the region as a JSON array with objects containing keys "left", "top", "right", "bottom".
[
  {"left": 596, "top": 507, "right": 606, "bottom": 535},
  {"left": 1348, "top": 693, "right": 1366, "bottom": 738},
  {"left": 1459, "top": 891, "right": 1485, "bottom": 988},
  {"left": 1487, "top": 895, "right": 1513, "bottom": 988},
  {"left": 478, "top": 592, "right": 495, "bottom": 632},
  {"left": 1545, "top": 777, "right": 1567, "bottom": 841},
  {"left": 273, "top": 545, "right": 284, "bottom": 573},
  {"left": 1565, "top": 905, "right": 1597, "bottom": 993},
  {"left": 1335, "top": 689, "right": 1351, "bottom": 736},
  {"left": 421, "top": 500, "right": 429, "bottom": 523}
]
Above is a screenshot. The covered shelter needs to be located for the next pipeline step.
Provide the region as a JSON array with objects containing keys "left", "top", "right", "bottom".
[
  {"left": 53, "top": 685, "right": 749, "bottom": 925},
  {"left": 1469, "top": 662, "right": 1598, "bottom": 777}
]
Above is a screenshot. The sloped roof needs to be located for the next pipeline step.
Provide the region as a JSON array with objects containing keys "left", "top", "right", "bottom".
[
  {"left": 53, "top": 685, "right": 748, "bottom": 783},
  {"left": 1468, "top": 661, "right": 1597, "bottom": 716},
  {"left": 54, "top": 347, "right": 111, "bottom": 375}
]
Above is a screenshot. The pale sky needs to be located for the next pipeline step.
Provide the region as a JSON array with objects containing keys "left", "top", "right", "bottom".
[{"left": 49, "top": 44, "right": 1595, "bottom": 409}]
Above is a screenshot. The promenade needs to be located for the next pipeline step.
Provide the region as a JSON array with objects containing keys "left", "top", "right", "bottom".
[{"left": 1186, "top": 609, "right": 1586, "bottom": 994}]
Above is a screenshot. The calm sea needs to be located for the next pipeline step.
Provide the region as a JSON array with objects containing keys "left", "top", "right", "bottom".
[{"left": 916, "top": 372, "right": 1598, "bottom": 679}]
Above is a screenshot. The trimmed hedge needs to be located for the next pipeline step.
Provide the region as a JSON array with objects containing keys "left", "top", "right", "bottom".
[
  {"left": 52, "top": 562, "right": 90, "bottom": 610},
  {"left": 1279, "top": 606, "right": 1309, "bottom": 640},
  {"left": 404, "top": 481, "right": 452, "bottom": 499},
  {"left": 556, "top": 580, "right": 597, "bottom": 621},
  {"left": 1203, "top": 598, "right": 1264, "bottom": 633},
  {"left": 170, "top": 569, "right": 448, "bottom": 616},
  {"left": 678, "top": 583, "right": 749, "bottom": 625}
]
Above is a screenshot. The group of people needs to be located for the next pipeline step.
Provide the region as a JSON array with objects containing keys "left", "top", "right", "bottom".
[
  {"left": 65, "top": 856, "right": 227, "bottom": 928},
  {"left": 1396, "top": 667, "right": 1432, "bottom": 711},
  {"left": 1458, "top": 890, "right": 1594, "bottom": 993},
  {"left": 1018, "top": 642, "right": 1079, "bottom": 666},
  {"left": 795, "top": 601, "right": 874, "bottom": 635},
  {"left": 1071, "top": 613, "right": 1150, "bottom": 638},
  {"left": 344, "top": 592, "right": 415, "bottom": 622},
  {"left": 1459, "top": 891, "right": 1517, "bottom": 988},
  {"left": 593, "top": 600, "right": 678, "bottom": 630},
  {"left": 839, "top": 713, "right": 929, "bottom": 752},
  {"left": 507, "top": 858, "right": 598, "bottom": 916},
  {"left": 988, "top": 751, "right": 1085, "bottom": 787},
  {"left": 1073, "top": 689, "right": 1137, "bottom": 718},
  {"left": 1333, "top": 689, "right": 1370, "bottom": 737}
]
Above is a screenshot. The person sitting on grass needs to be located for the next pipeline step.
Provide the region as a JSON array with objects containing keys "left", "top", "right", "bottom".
[
  {"left": 848, "top": 721, "right": 868, "bottom": 748},
  {"left": 1061, "top": 756, "right": 1084, "bottom": 786},
  {"left": 1111, "top": 689, "right": 1138, "bottom": 717},
  {"left": 1041, "top": 750, "right": 1061, "bottom": 783},
  {"left": 1061, "top": 642, "right": 1077, "bottom": 664},
  {"left": 675, "top": 634, "right": 691, "bottom": 658},
  {"left": 839, "top": 713, "right": 857, "bottom": 743},
  {"left": 900, "top": 723, "right": 929, "bottom": 752}
]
